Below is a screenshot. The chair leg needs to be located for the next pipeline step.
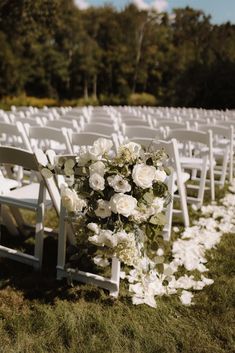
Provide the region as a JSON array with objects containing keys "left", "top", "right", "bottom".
[
  {"left": 163, "top": 173, "right": 174, "bottom": 240},
  {"left": 57, "top": 205, "right": 67, "bottom": 280},
  {"left": 220, "top": 148, "right": 229, "bottom": 186},
  {"left": 34, "top": 202, "right": 45, "bottom": 270},
  {"left": 110, "top": 257, "right": 120, "bottom": 297},
  {"left": 198, "top": 157, "right": 208, "bottom": 205}
]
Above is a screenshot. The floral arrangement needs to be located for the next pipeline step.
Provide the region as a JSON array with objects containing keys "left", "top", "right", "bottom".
[
  {"left": 40, "top": 138, "right": 229, "bottom": 308},
  {"left": 42, "top": 138, "right": 170, "bottom": 265}
]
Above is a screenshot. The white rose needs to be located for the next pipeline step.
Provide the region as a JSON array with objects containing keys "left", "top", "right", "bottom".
[
  {"left": 76, "top": 146, "right": 90, "bottom": 166},
  {"left": 89, "top": 161, "right": 105, "bottom": 176},
  {"left": 152, "top": 197, "right": 164, "bottom": 213},
  {"left": 61, "top": 187, "right": 86, "bottom": 212},
  {"left": 107, "top": 175, "right": 131, "bottom": 193},
  {"left": 155, "top": 169, "right": 167, "bottom": 182},
  {"left": 132, "top": 163, "right": 156, "bottom": 189},
  {"left": 123, "top": 142, "right": 141, "bottom": 158},
  {"left": 89, "top": 173, "right": 105, "bottom": 191},
  {"left": 95, "top": 199, "right": 112, "bottom": 218},
  {"left": 87, "top": 145, "right": 102, "bottom": 161},
  {"left": 87, "top": 222, "right": 100, "bottom": 234},
  {"left": 93, "top": 138, "right": 113, "bottom": 155},
  {"left": 110, "top": 193, "right": 137, "bottom": 217}
]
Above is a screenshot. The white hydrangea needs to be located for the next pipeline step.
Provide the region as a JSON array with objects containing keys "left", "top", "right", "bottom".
[{"left": 89, "top": 161, "right": 106, "bottom": 176}]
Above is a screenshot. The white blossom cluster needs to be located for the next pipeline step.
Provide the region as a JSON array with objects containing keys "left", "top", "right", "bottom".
[{"left": 40, "top": 138, "right": 169, "bottom": 290}]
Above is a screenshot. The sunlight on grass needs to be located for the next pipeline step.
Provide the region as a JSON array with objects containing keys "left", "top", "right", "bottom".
[{"left": 0, "top": 186, "right": 234, "bottom": 353}]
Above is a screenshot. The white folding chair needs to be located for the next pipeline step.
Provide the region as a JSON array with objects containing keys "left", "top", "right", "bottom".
[
  {"left": 70, "top": 132, "right": 120, "bottom": 153},
  {"left": 0, "top": 121, "right": 32, "bottom": 151},
  {"left": 197, "top": 124, "right": 233, "bottom": 185},
  {"left": 27, "top": 126, "right": 73, "bottom": 154},
  {"left": 46, "top": 119, "right": 80, "bottom": 132},
  {"left": 0, "top": 147, "right": 53, "bottom": 269},
  {"left": 168, "top": 129, "right": 215, "bottom": 204},
  {"left": 123, "top": 125, "right": 163, "bottom": 141},
  {"left": 82, "top": 122, "right": 119, "bottom": 134}
]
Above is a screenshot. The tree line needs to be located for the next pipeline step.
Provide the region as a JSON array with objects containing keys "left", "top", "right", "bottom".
[{"left": 0, "top": 0, "right": 235, "bottom": 108}]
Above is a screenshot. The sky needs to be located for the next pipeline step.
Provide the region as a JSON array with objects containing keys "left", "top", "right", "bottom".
[{"left": 74, "top": 0, "right": 235, "bottom": 24}]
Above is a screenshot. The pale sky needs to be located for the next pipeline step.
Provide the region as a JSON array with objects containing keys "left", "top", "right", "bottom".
[{"left": 74, "top": 0, "right": 235, "bottom": 24}]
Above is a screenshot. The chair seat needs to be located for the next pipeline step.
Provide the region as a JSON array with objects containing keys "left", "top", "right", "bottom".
[
  {"left": 180, "top": 156, "right": 205, "bottom": 169},
  {"left": 0, "top": 183, "right": 52, "bottom": 210},
  {"left": 201, "top": 146, "right": 226, "bottom": 156},
  {"left": 0, "top": 177, "right": 19, "bottom": 194},
  {"left": 180, "top": 156, "right": 216, "bottom": 169}
]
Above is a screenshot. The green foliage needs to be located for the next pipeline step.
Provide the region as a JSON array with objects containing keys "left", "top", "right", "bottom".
[
  {"left": 0, "top": 2, "right": 235, "bottom": 107},
  {"left": 0, "top": 95, "right": 58, "bottom": 109},
  {"left": 128, "top": 93, "right": 157, "bottom": 106}
]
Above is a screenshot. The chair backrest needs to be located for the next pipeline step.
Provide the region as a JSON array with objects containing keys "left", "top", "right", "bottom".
[
  {"left": 121, "top": 119, "right": 147, "bottom": 126},
  {"left": 28, "top": 126, "right": 73, "bottom": 154},
  {"left": 14, "top": 116, "right": 43, "bottom": 126},
  {"left": 124, "top": 125, "right": 162, "bottom": 140},
  {"left": 0, "top": 121, "right": 32, "bottom": 151},
  {"left": 89, "top": 117, "right": 114, "bottom": 124},
  {"left": 46, "top": 119, "right": 80, "bottom": 132},
  {"left": 82, "top": 123, "right": 117, "bottom": 135},
  {"left": 0, "top": 146, "right": 39, "bottom": 171},
  {"left": 168, "top": 129, "right": 211, "bottom": 146},
  {"left": 155, "top": 121, "right": 186, "bottom": 129},
  {"left": 70, "top": 132, "right": 111, "bottom": 149},
  {"left": 196, "top": 124, "right": 233, "bottom": 140},
  {"left": 152, "top": 139, "right": 182, "bottom": 176}
]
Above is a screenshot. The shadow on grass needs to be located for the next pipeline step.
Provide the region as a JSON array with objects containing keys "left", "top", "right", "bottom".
[{"left": 0, "top": 227, "right": 122, "bottom": 306}]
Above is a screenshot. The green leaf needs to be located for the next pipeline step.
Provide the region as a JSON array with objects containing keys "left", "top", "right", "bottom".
[
  {"left": 143, "top": 190, "right": 154, "bottom": 204},
  {"left": 149, "top": 213, "right": 166, "bottom": 226},
  {"left": 156, "top": 263, "right": 164, "bottom": 274}
]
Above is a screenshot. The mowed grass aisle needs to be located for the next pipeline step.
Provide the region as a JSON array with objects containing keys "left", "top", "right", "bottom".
[{"left": 0, "top": 191, "right": 234, "bottom": 353}]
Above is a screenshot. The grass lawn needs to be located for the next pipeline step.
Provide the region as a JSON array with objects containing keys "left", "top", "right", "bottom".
[{"left": 0, "top": 188, "right": 234, "bottom": 353}]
